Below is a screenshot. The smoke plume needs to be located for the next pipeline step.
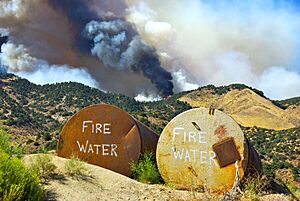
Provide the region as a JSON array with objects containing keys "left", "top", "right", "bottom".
[
  {"left": 49, "top": 0, "right": 174, "bottom": 96},
  {"left": 0, "top": 28, "right": 9, "bottom": 52},
  {"left": 126, "top": 0, "right": 300, "bottom": 99},
  {"left": 0, "top": 0, "right": 299, "bottom": 100},
  {"left": 0, "top": 0, "right": 26, "bottom": 18},
  {"left": 134, "top": 92, "right": 161, "bottom": 102},
  {"left": 85, "top": 19, "right": 174, "bottom": 96},
  {"left": 0, "top": 42, "right": 98, "bottom": 88}
]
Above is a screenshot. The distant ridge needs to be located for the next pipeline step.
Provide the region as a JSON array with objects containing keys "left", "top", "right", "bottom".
[{"left": 178, "top": 84, "right": 300, "bottom": 130}]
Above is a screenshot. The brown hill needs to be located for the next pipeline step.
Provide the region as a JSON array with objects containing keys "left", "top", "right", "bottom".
[{"left": 178, "top": 87, "right": 300, "bottom": 130}]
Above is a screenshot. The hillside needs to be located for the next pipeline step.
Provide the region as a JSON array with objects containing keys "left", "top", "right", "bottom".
[
  {"left": 178, "top": 84, "right": 300, "bottom": 130},
  {"left": 0, "top": 74, "right": 299, "bottom": 191},
  {"left": 0, "top": 74, "right": 190, "bottom": 152}
]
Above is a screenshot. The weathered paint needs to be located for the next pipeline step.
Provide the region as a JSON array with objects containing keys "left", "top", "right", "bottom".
[
  {"left": 57, "top": 104, "right": 158, "bottom": 177},
  {"left": 156, "top": 107, "right": 261, "bottom": 192}
]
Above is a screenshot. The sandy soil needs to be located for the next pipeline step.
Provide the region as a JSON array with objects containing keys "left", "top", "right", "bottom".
[
  {"left": 23, "top": 154, "right": 292, "bottom": 201},
  {"left": 25, "top": 155, "right": 215, "bottom": 201}
]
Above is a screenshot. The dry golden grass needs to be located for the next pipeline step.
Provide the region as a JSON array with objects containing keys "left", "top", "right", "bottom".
[{"left": 179, "top": 88, "right": 299, "bottom": 130}]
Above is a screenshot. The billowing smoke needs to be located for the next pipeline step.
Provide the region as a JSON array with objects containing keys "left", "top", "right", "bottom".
[
  {"left": 172, "top": 69, "right": 199, "bottom": 92},
  {"left": 0, "top": 42, "right": 98, "bottom": 88},
  {"left": 1, "top": 0, "right": 299, "bottom": 100},
  {"left": 49, "top": 0, "right": 174, "bottom": 96},
  {"left": 85, "top": 19, "right": 174, "bottom": 96},
  {"left": 134, "top": 92, "right": 161, "bottom": 102},
  {"left": 0, "top": 0, "right": 26, "bottom": 18},
  {"left": 258, "top": 67, "right": 300, "bottom": 100},
  {"left": 16, "top": 65, "right": 99, "bottom": 88},
  {"left": 126, "top": 0, "right": 300, "bottom": 99},
  {"left": 0, "top": 28, "right": 9, "bottom": 74},
  {"left": 0, "top": 42, "right": 36, "bottom": 72},
  {"left": 0, "top": 28, "right": 9, "bottom": 48}
]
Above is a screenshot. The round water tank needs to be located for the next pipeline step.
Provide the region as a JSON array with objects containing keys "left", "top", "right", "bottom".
[
  {"left": 57, "top": 104, "right": 158, "bottom": 176},
  {"left": 156, "top": 107, "right": 261, "bottom": 192}
]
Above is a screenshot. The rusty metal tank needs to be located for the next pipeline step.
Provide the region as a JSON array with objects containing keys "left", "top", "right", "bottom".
[
  {"left": 57, "top": 104, "right": 159, "bottom": 177},
  {"left": 156, "top": 107, "right": 261, "bottom": 192}
]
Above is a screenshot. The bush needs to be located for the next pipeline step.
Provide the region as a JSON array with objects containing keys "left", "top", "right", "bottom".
[
  {"left": 43, "top": 133, "right": 52, "bottom": 141},
  {"left": 64, "top": 156, "right": 87, "bottom": 177},
  {"left": 30, "top": 154, "right": 57, "bottom": 179},
  {"left": 130, "top": 151, "right": 162, "bottom": 184},
  {"left": 0, "top": 128, "right": 10, "bottom": 153},
  {"left": 0, "top": 128, "right": 23, "bottom": 157},
  {"left": 44, "top": 140, "right": 57, "bottom": 151},
  {"left": 0, "top": 150, "right": 43, "bottom": 201}
]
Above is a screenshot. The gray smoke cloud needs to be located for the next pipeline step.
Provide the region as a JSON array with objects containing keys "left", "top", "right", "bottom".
[
  {"left": 0, "top": 41, "right": 98, "bottom": 88},
  {"left": 0, "top": 0, "right": 164, "bottom": 97},
  {"left": 1, "top": 0, "right": 299, "bottom": 100},
  {"left": 0, "top": 0, "right": 26, "bottom": 18},
  {"left": 126, "top": 0, "right": 300, "bottom": 100},
  {"left": 85, "top": 19, "right": 174, "bottom": 96},
  {"left": 0, "top": 29, "right": 9, "bottom": 74}
]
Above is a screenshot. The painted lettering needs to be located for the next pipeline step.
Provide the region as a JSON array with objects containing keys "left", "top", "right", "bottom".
[
  {"left": 76, "top": 140, "right": 118, "bottom": 157},
  {"left": 172, "top": 147, "right": 184, "bottom": 160},
  {"left": 82, "top": 121, "right": 111, "bottom": 134}
]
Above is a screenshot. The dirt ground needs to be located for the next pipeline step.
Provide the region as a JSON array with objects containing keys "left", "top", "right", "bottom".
[{"left": 24, "top": 155, "right": 291, "bottom": 201}]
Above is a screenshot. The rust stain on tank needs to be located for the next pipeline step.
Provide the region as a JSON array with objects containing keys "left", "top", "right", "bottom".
[
  {"left": 214, "top": 125, "right": 227, "bottom": 140},
  {"left": 57, "top": 104, "right": 158, "bottom": 177}
]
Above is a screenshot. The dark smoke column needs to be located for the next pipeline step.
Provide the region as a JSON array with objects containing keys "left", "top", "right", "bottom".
[
  {"left": 0, "top": 34, "right": 8, "bottom": 75},
  {"left": 0, "top": 36, "right": 8, "bottom": 49},
  {"left": 50, "top": 0, "right": 174, "bottom": 96},
  {"left": 85, "top": 20, "right": 174, "bottom": 96}
]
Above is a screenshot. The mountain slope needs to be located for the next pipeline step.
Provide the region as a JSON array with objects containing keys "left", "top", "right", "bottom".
[{"left": 178, "top": 85, "right": 300, "bottom": 130}]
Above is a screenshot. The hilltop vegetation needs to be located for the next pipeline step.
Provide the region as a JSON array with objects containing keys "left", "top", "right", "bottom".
[{"left": 275, "top": 97, "right": 300, "bottom": 108}]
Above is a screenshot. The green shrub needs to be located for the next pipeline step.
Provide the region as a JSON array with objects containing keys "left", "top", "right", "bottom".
[
  {"left": 30, "top": 154, "right": 57, "bottom": 179},
  {"left": 130, "top": 151, "right": 162, "bottom": 184},
  {"left": 44, "top": 140, "right": 57, "bottom": 151},
  {"left": 0, "top": 128, "right": 10, "bottom": 153},
  {"left": 0, "top": 150, "right": 43, "bottom": 201},
  {"left": 64, "top": 156, "right": 87, "bottom": 177},
  {"left": 0, "top": 127, "right": 23, "bottom": 157}
]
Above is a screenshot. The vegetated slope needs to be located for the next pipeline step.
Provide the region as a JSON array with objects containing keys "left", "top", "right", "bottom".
[
  {"left": 244, "top": 127, "right": 300, "bottom": 183},
  {"left": 0, "top": 74, "right": 190, "bottom": 152},
  {"left": 178, "top": 84, "right": 300, "bottom": 130}
]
